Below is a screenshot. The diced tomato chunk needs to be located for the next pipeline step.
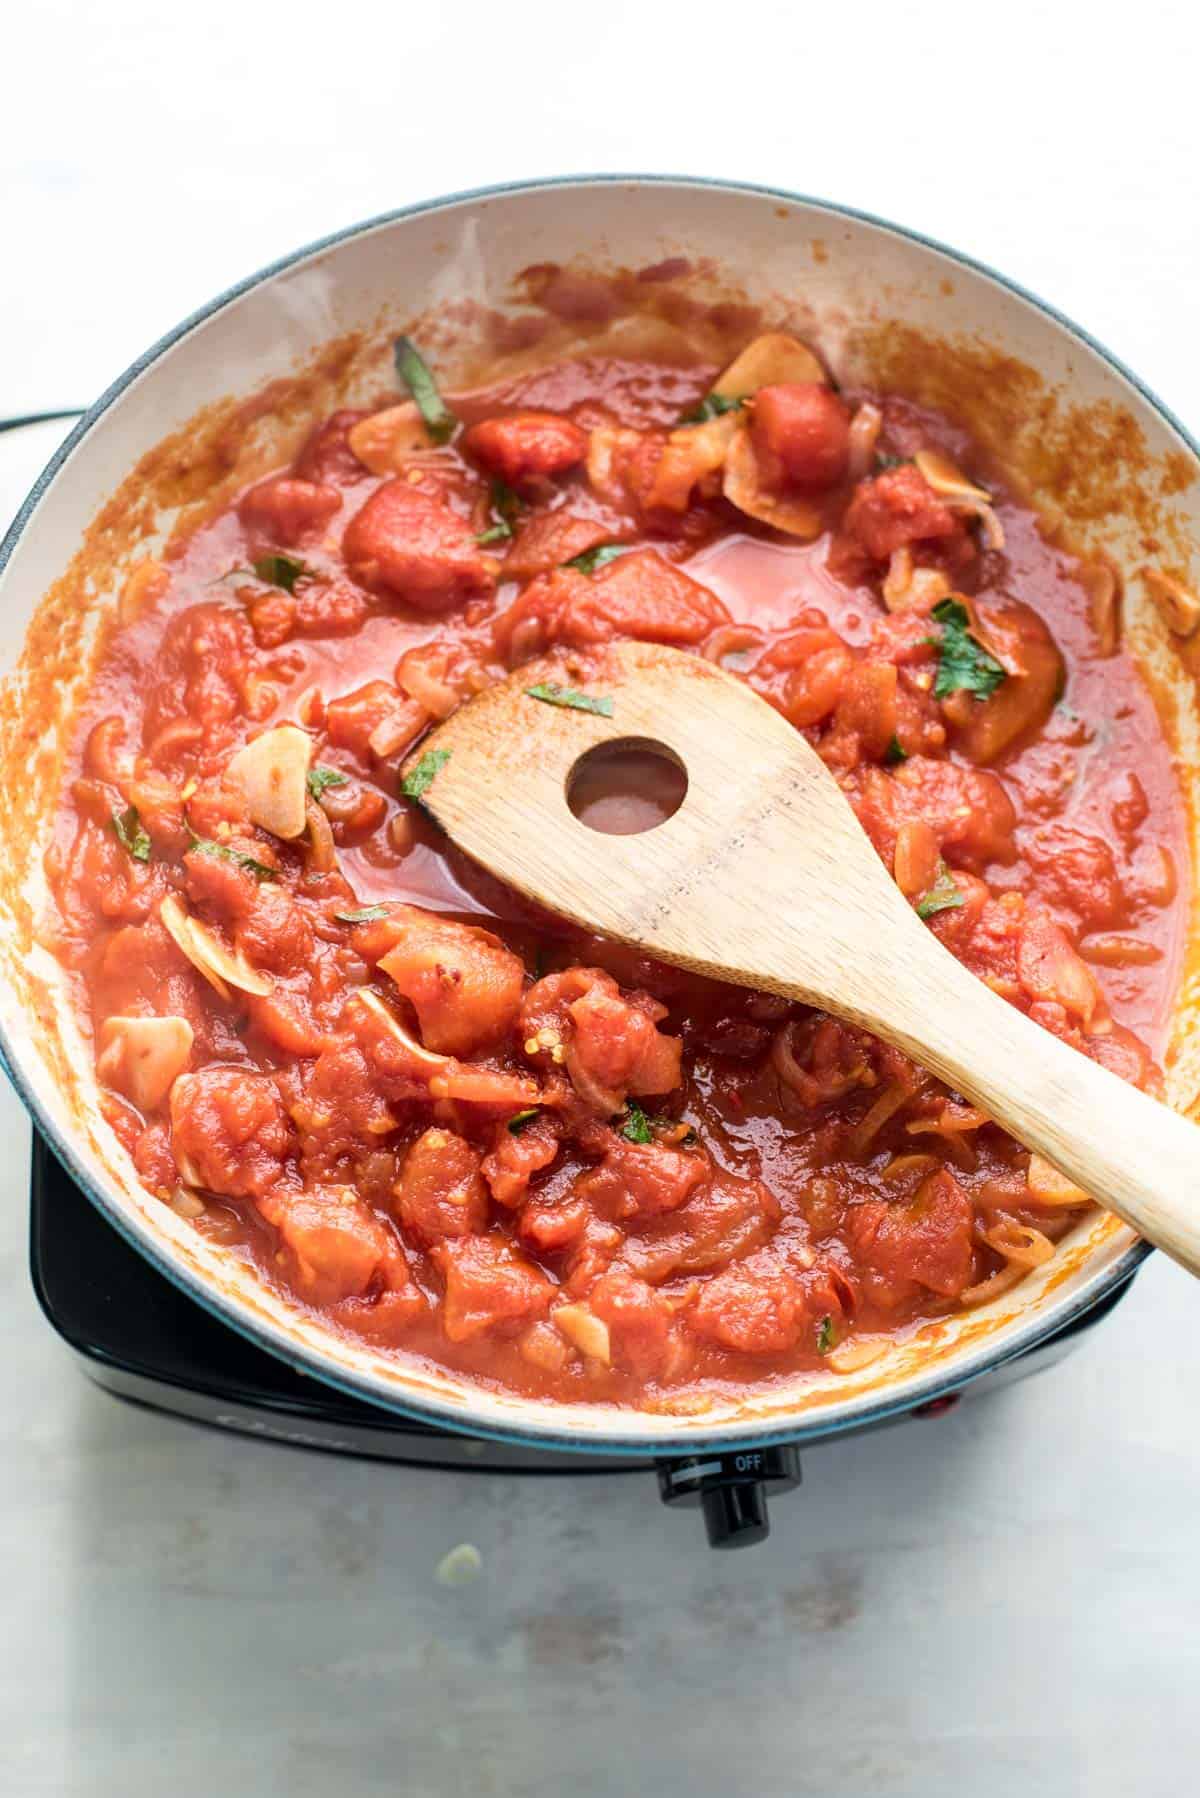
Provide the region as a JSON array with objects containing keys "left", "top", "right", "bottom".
[
  {"left": 259, "top": 1185, "right": 409, "bottom": 1303},
  {"left": 622, "top": 1169, "right": 781, "bottom": 1283},
  {"left": 169, "top": 1068, "right": 293, "bottom": 1197},
  {"left": 235, "top": 884, "right": 314, "bottom": 976},
  {"left": 495, "top": 550, "right": 728, "bottom": 658},
  {"left": 434, "top": 1234, "right": 555, "bottom": 1341},
  {"left": 238, "top": 475, "right": 341, "bottom": 544},
  {"left": 751, "top": 383, "right": 850, "bottom": 489},
  {"left": 518, "top": 1191, "right": 590, "bottom": 1254},
  {"left": 577, "top": 1136, "right": 708, "bottom": 1220},
  {"left": 690, "top": 1251, "right": 834, "bottom": 1354},
  {"left": 464, "top": 412, "right": 587, "bottom": 490},
  {"left": 394, "top": 1128, "right": 488, "bottom": 1245},
  {"left": 481, "top": 1114, "right": 561, "bottom": 1207},
  {"left": 1025, "top": 825, "right": 1122, "bottom": 931},
  {"left": 520, "top": 968, "right": 682, "bottom": 1113},
  {"left": 342, "top": 479, "right": 496, "bottom": 610},
  {"left": 844, "top": 1170, "right": 975, "bottom": 1301},
  {"left": 853, "top": 757, "right": 1017, "bottom": 872},
  {"left": 373, "top": 907, "right": 525, "bottom": 1056},
  {"left": 324, "top": 680, "right": 427, "bottom": 762},
  {"left": 502, "top": 512, "right": 615, "bottom": 580},
  {"left": 1017, "top": 910, "right": 1102, "bottom": 1027},
  {"left": 588, "top": 1269, "right": 677, "bottom": 1376},
  {"left": 947, "top": 600, "right": 1063, "bottom": 764},
  {"left": 292, "top": 409, "right": 370, "bottom": 485},
  {"left": 842, "top": 464, "right": 964, "bottom": 561}
]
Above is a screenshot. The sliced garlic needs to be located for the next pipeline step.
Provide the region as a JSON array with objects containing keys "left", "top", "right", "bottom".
[
  {"left": 1027, "top": 1152, "right": 1093, "bottom": 1208},
  {"left": 1143, "top": 566, "right": 1200, "bottom": 638},
  {"left": 551, "top": 1302, "right": 611, "bottom": 1365},
  {"left": 881, "top": 547, "right": 952, "bottom": 612},
  {"left": 226, "top": 724, "right": 312, "bottom": 841},
  {"left": 160, "top": 894, "right": 272, "bottom": 1000},
  {"left": 96, "top": 1014, "right": 194, "bottom": 1112},
  {"left": 914, "top": 448, "right": 991, "bottom": 505},
  {"left": 347, "top": 401, "right": 434, "bottom": 475},
  {"left": 723, "top": 427, "right": 823, "bottom": 539},
  {"left": 712, "top": 331, "right": 827, "bottom": 398},
  {"left": 348, "top": 988, "right": 447, "bottom": 1069},
  {"left": 914, "top": 448, "right": 1005, "bottom": 551}
]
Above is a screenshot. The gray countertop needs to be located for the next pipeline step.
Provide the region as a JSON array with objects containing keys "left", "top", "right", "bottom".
[{"left": 4, "top": 10, "right": 1200, "bottom": 1786}]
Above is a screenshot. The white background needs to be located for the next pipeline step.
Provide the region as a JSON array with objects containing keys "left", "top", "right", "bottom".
[{"left": 2, "top": 3, "right": 1199, "bottom": 1792}]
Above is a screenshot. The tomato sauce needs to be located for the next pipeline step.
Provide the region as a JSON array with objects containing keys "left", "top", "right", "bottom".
[{"left": 44, "top": 336, "right": 1187, "bottom": 1412}]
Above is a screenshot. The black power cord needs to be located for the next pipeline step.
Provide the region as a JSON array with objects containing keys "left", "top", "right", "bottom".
[{"left": 0, "top": 408, "right": 86, "bottom": 434}]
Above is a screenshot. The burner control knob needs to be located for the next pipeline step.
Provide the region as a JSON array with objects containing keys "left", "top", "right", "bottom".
[{"left": 656, "top": 1445, "right": 801, "bottom": 1549}]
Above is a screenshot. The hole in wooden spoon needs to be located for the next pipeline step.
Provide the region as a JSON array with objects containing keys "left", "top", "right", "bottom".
[{"left": 568, "top": 738, "right": 687, "bottom": 836}]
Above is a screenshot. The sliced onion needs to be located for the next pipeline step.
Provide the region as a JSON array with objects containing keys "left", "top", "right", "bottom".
[
  {"left": 585, "top": 425, "right": 641, "bottom": 503},
  {"left": 1026, "top": 1153, "right": 1093, "bottom": 1208},
  {"left": 160, "top": 894, "right": 272, "bottom": 1000},
  {"left": 826, "top": 1336, "right": 889, "bottom": 1374},
  {"left": 304, "top": 797, "right": 337, "bottom": 872},
  {"left": 169, "top": 1186, "right": 207, "bottom": 1219},
  {"left": 846, "top": 402, "right": 883, "bottom": 482},
  {"left": 983, "top": 1219, "right": 1056, "bottom": 1269},
  {"left": 1081, "top": 558, "right": 1122, "bottom": 656},
  {"left": 645, "top": 410, "right": 744, "bottom": 512}
]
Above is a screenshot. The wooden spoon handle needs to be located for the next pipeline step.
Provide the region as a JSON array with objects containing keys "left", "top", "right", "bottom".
[
  {"left": 413, "top": 640, "right": 1200, "bottom": 1276},
  {"left": 821, "top": 915, "right": 1200, "bottom": 1278}
]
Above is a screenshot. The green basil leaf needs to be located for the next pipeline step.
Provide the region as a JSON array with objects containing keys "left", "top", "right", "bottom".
[
  {"left": 884, "top": 734, "right": 908, "bottom": 765},
  {"left": 816, "top": 1315, "right": 835, "bottom": 1355},
  {"left": 111, "top": 805, "right": 151, "bottom": 863},
  {"left": 477, "top": 479, "right": 521, "bottom": 544},
  {"left": 525, "top": 683, "right": 615, "bottom": 718},
  {"left": 307, "top": 766, "right": 349, "bottom": 799},
  {"left": 187, "top": 834, "right": 278, "bottom": 881},
  {"left": 401, "top": 747, "right": 451, "bottom": 799},
  {"left": 563, "top": 543, "right": 630, "bottom": 575},
  {"left": 394, "top": 336, "right": 456, "bottom": 445},
  {"left": 508, "top": 1108, "right": 539, "bottom": 1135},
  {"left": 927, "top": 599, "right": 1006, "bottom": 701},
  {"left": 621, "top": 1101, "right": 653, "bottom": 1144},
  {"left": 678, "top": 391, "right": 744, "bottom": 426},
  {"left": 335, "top": 905, "right": 389, "bottom": 924},
  {"left": 252, "top": 553, "right": 307, "bottom": 593},
  {"left": 916, "top": 861, "right": 965, "bottom": 920}
]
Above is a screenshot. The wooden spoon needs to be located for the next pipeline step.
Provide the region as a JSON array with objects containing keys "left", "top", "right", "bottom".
[{"left": 406, "top": 639, "right": 1200, "bottom": 1278}]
